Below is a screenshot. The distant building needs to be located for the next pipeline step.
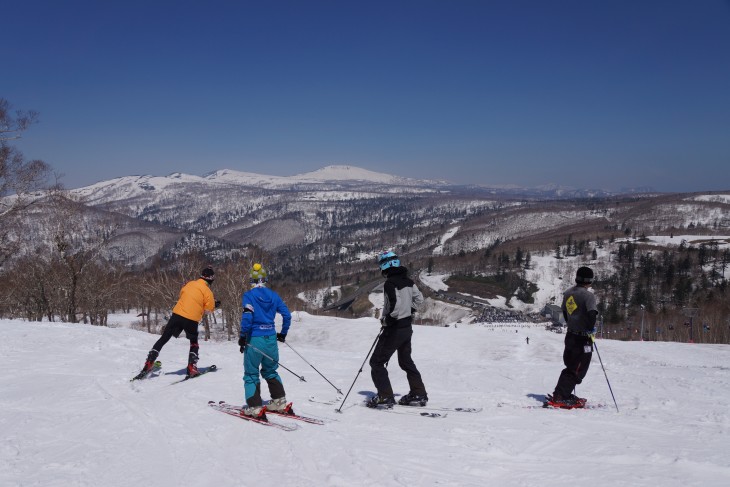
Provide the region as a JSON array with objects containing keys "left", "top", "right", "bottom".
[{"left": 542, "top": 304, "right": 565, "bottom": 327}]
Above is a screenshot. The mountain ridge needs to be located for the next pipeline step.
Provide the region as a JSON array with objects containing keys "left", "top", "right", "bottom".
[{"left": 70, "top": 164, "right": 656, "bottom": 198}]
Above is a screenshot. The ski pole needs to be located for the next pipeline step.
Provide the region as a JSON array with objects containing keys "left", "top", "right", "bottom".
[
  {"left": 285, "top": 342, "right": 343, "bottom": 394},
  {"left": 591, "top": 337, "right": 619, "bottom": 412},
  {"left": 245, "top": 343, "right": 306, "bottom": 382},
  {"left": 336, "top": 327, "right": 383, "bottom": 413}
]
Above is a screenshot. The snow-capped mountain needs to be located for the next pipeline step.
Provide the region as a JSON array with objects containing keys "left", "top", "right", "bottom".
[
  {"left": 11, "top": 165, "right": 729, "bottom": 286},
  {"left": 74, "top": 165, "right": 447, "bottom": 205},
  {"left": 71, "top": 164, "right": 645, "bottom": 206}
]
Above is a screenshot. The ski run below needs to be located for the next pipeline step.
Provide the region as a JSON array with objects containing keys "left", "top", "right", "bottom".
[{"left": 1, "top": 313, "right": 728, "bottom": 487}]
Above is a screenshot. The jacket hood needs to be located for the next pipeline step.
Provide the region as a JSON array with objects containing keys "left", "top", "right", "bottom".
[
  {"left": 249, "top": 287, "right": 275, "bottom": 314},
  {"left": 383, "top": 266, "right": 408, "bottom": 278}
]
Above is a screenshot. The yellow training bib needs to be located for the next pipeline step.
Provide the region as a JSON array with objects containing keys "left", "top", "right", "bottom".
[{"left": 566, "top": 295, "right": 578, "bottom": 315}]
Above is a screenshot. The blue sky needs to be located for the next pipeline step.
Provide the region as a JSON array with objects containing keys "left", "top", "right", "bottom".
[{"left": 3, "top": 0, "right": 729, "bottom": 192}]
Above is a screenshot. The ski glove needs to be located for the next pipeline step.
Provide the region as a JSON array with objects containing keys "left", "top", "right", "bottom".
[
  {"left": 214, "top": 300, "right": 221, "bottom": 308},
  {"left": 277, "top": 333, "right": 286, "bottom": 343},
  {"left": 238, "top": 336, "right": 247, "bottom": 353}
]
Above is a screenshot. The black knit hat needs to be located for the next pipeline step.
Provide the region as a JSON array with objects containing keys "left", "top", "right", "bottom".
[
  {"left": 201, "top": 266, "right": 215, "bottom": 283},
  {"left": 575, "top": 266, "right": 594, "bottom": 284}
]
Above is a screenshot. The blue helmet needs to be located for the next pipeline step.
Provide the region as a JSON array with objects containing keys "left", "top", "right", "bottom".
[{"left": 377, "top": 250, "right": 400, "bottom": 271}]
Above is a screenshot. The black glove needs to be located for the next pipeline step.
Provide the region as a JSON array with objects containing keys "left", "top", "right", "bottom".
[
  {"left": 238, "top": 336, "right": 247, "bottom": 353},
  {"left": 384, "top": 315, "right": 397, "bottom": 327},
  {"left": 277, "top": 333, "right": 286, "bottom": 343},
  {"left": 214, "top": 300, "right": 221, "bottom": 308}
]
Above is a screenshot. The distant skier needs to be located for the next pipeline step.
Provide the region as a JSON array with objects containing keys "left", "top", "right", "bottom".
[
  {"left": 526, "top": 336, "right": 529, "bottom": 345},
  {"left": 547, "top": 266, "right": 598, "bottom": 408},
  {"left": 238, "top": 263, "right": 292, "bottom": 419},
  {"left": 367, "top": 251, "right": 427, "bottom": 408},
  {"left": 137, "top": 267, "right": 217, "bottom": 379}
]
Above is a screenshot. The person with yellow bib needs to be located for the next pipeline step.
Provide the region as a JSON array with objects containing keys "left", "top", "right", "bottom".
[
  {"left": 546, "top": 266, "right": 598, "bottom": 409},
  {"left": 137, "top": 267, "right": 218, "bottom": 379}
]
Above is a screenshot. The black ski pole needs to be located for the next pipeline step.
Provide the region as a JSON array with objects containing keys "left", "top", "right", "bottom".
[
  {"left": 336, "top": 327, "right": 383, "bottom": 413},
  {"left": 285, "top": 342, "right": 343, "bottom": 394},
  {"left": 592, "top": 337, "right": 619, "bottom": 412},
  {"left": 245, "top": 343, "right": 306, "bottom": 382}
]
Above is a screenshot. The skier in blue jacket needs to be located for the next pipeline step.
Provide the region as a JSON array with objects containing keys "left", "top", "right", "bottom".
[{"left": 238, "top": 263, "right": 292, "bottom": 419}]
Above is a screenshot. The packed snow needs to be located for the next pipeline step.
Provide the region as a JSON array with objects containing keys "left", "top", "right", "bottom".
[
  {"left": 1, "top": 314, "right": 728, "bottom": 486},
  {"left": 419, "top": 271, "right": 450, "bottom": 292}
]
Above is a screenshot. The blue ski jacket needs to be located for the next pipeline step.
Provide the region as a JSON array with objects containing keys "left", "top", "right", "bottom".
[{"left": 240, "top": 286, "right": 292, "bottom": 339}]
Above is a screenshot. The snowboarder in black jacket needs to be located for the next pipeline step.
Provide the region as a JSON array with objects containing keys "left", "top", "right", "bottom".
[{"left": 367, "top": 251, "right": 428, "bottom": 408}]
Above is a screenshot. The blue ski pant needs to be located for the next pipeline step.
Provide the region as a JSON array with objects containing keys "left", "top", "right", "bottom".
[{"left": 243, "top": 335, "right": 285, "bottom": 407}]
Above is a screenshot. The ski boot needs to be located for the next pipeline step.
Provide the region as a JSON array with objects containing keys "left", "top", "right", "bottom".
[
  {"left": 132, "top": 350, "right": 160, "bottom": 380},
  {"left": 398, "top": 392, "right": 429, "bottom": 407},
  {"left": 186, "top": 363, "right": 201, "bottom": 378},
  {"left": 568, "top": 394, "right": 587, "bottom": 407},
  {"left": 544, "top": 393, "right": 585, "bottom": 409},
  {"left": 242, "top": 405, "right": 268, "bottom": 421},
  {"left": 186, "top": 350, "right": 200, "bottom": 378},
  {"left": 267, "top": 396, "right": 294, "bottom": 414},
  {"left": 366, "top": 394, "right": 396, "bottom": 408}
]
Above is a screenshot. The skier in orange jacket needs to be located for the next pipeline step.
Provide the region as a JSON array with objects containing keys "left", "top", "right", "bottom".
[{"left": 137, "top": 267, "right": 217, "bottom": 378}]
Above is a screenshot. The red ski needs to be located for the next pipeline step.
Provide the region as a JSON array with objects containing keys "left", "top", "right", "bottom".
[
  {"left": 208, "top": 401, "right": 299, "bottom": 431},
  {"left": 265, "top": 403, "right": 325, "bottom": 425}
]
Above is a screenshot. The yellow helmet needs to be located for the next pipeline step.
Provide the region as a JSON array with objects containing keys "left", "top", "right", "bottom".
[{"left": 250, "top": 263, "right": 268, "bottom": 284}]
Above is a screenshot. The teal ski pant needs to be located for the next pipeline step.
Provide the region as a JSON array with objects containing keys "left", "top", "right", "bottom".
[{"left": 243, "top": 335, "right": 285, "bottom": 407}]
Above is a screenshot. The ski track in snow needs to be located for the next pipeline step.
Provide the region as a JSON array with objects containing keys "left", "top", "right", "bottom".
[{"left": 1, "top": 315, "right": 728, "bottom": 486}]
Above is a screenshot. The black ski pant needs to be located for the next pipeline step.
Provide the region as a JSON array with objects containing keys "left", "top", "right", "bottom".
[
  {"left": 369, "top": 326, "right": 426, "bottom": 398},
  {"left": 151, "top": 313, "right": 199, "bottom": 365},
  {"left": 553, "top": 332, "right": 593, "bottom": 399}
]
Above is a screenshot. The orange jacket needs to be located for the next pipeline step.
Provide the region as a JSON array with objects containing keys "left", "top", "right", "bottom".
[{"left": 172, "top": 279, "right": 215, "bottom": 322}]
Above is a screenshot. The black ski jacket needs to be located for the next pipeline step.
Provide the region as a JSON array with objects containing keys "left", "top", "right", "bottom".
[{"left": 382, "top": 266, "right": 424, "bottom": 328}]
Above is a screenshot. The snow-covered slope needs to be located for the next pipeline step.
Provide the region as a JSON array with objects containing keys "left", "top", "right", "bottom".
[
  {"left": 72, "top": 173, "right": 209, "bottom": 203},
  {"left": 1, "top": 316, "right": 728, "bottom": 486}
]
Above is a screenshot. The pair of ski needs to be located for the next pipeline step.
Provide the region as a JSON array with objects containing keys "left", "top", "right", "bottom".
[
  {"left": 208, "top": 400, "right": 325, "bottom": 430},
  {"left": 496, "top": 394, "right": 604, "bottom": 410},
  {"left": 130, "top": 362, "right": 218, "bottom": 383},
  {"left": 541, "top": 394, "right": 605, "bottom": 410},
  {"left": 309, "top": 396, "right": 483, "bottom": 419}
]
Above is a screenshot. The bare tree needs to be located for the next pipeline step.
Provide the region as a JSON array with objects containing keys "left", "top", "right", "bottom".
[
  {"left": 215, "top": 261, "right": 248, "bottom": 341},
  {"left": 0, "top": 99, "right": 54, "bottom": 267},
  {"left": 46, "top": 196, "right": 118, "bottom": 322},
  {"left": 77, "top": 261, "right": 127, "bottom": 325}
]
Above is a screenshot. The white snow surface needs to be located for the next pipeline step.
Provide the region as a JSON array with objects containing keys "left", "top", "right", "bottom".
[
  {"left": 419, "top": 271, "right": 450, "bottom": 292},
  {"left": 1, "top": 316, "right": 729, "bottom": 487}
]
